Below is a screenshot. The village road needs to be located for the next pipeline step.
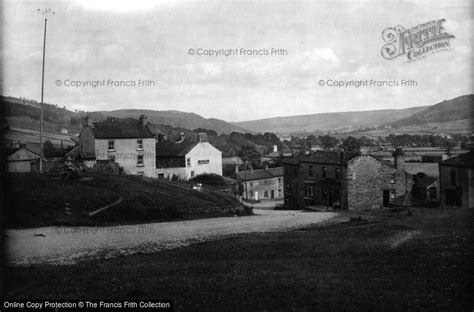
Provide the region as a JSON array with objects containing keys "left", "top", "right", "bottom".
[{"left": 6, "top": 209, "right": 337, "bottom": 266}]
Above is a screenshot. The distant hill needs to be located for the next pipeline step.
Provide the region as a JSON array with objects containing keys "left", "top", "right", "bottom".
[
  {"left": 389, "top": 94, "right": 473, "bottom": 128},
  {"left": 94, "top": 109, "right": 250, "bottom": 135},
  {"left": 233, "top": 107, "right": 427, "bottom": 134}
]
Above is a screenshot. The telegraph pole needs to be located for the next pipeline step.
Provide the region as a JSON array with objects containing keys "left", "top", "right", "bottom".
[{"left": 38, "top": 8, "right": 54, "bottom": 173}]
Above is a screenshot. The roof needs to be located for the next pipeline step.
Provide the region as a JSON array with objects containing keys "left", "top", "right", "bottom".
[
  {"left": 234, "top": 167, "right": 283, "bottom": 181},
  {"left": 8, "top": 147, "right": 40, "bottom": 161},
  {"left": 439, "top": 150, "right": 474, "bottom": 168},
  {"left": 155, "top": 140, "right": 197, "bottom": 157},
  {"left": 413, "top": 172, "right": 439, "bottom": 188},
  {"left": 90, "top": 118, "right": 155, "bottom": 139},
  {"left": 283, "top": 151, "right": 359, "bottom": 166}
]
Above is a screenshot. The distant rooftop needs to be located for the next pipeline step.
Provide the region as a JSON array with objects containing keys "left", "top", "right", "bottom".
[{"left": 440, "top": 150, "right": 474, "bottom": 168}]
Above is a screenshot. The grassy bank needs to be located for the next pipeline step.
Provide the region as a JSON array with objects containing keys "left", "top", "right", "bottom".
[
  {"left": 5, "top": 207, "right": 473, "bottom": 311},
  {"left": 4, "top": 172, "right": 243, "bottom": 228}
]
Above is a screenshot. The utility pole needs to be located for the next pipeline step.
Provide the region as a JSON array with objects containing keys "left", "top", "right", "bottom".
[{"left": 38, "top": 8, "right": 54, "bottom": 173}]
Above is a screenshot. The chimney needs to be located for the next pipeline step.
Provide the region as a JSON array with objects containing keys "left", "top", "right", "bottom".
[
  {"left": 139, "top": 114, "right": 148, "bottom": 126},
  {"left": 393, "top": 147, "right": 405, "bottom": 170},
  {"left": 82, "top": 115, "right": 94, "bottom": 127},
  {"left": 197, "top": 132, "right": 208, "bottom": 143},
  {"left": 235, "top": 163, "right": 239, "bottom": 174},
  {"left": 249, "top": 165, "right": 253, "bottom": 173}
]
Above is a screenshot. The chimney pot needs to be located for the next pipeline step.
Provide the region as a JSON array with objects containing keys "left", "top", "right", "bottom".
[{"left": 139, "top": 114, "right": 148, "bottom": 126}]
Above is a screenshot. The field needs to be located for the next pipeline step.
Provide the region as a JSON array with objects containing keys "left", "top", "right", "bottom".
[
  {"left": 4, "top": 207, "right": 473, "bottom": 311},
  {"left": 4, "top": 172, "right": 243, "bottom": 228}
]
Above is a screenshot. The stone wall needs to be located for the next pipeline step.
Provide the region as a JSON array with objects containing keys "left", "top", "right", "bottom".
[{"left": 347, "top": 155, "right": 411, "bottom": 210}]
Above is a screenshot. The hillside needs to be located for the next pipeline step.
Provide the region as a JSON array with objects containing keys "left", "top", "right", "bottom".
[
  {"left": 389, "top": 94, "right": 474, "bottom": 128},
  {"left": 94, "top": 109, "right": 250, "bottom": 135},
  {"left": 5, "top": 172, "right": 243, "bottom": 228},
  {"left": 234, "top": 107, "right": 427, "bottom": 134}
]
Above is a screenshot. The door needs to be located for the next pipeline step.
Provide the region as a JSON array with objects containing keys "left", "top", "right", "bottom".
[
  {"left": 271, "top": 190, "right": 274, "bottom": 199},
  {"left": 383, "top": 190, "right": 390, "bottom": 206}
]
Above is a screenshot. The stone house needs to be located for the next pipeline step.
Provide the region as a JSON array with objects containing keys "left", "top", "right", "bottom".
[
  {"left": 79, "top": 115, "right": 156, "bottom": 177},
  {"left": 232, "top": 166, "right": 284, "bottom": 201},
  {"left": 156, "top": 133, "right": 222, "bottom": 181},
  {"left": 283, "top": 149, "right": 411, "bottom": 210},
  {"left": 439, "top": 150, "right": 474, "bottom": 208},
  {"left": 7, "top": 144, "right": 41, "bottom": 173}
]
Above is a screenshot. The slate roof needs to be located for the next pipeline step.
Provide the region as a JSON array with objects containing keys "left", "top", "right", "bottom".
[
  {"left": 439, "top": 150, "right": 474, "bottom": 168},
  {"left": 283, "top": 151, "right": 359, "bottom": 165},
  {"left": 155, "top": 140, "right": 198, "bottom": 157},
  {"left": 90, "top": 118, "right": 155, "bottom": 139},
  {"left": 234, "top": 167, "right": 283, "bottom": 181}
]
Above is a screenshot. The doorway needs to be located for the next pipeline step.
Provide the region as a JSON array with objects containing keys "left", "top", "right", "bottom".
[{"left": 383, "top": 190, "right": 390, "bottom": 206}]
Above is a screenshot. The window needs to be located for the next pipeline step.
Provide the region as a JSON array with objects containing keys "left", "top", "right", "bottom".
[
  {"left": 390, "top": 174, "right": 396, "bottom": 184},
  {"left": 450, "top": 170, "right": 456, "bottom": 186},
  {"left": 137, "top": 171, "right": 144, "bottom": 176},
  {"left": 335, "top": 168, "right": 340, "bottom": 180},
  {"left": 108, "top": 140, "right": 115, "bottom": 151},
  {"left": 264, "top": 191, "right": 268, "bottom": 198},
  {"left": 137, "top": 139, "right": 143, "bottom": 150},
  {"left": 198, "top": 160, "right": 209, "bottom": 165},
  {"left": 390, "top": 190, "right": 396, "bottom": 199},
  {"left": 294, "top": 168, "right": 298, "bottom": 177},
  {"left": 322, "top": 167, "right": 327, "bottom": 179},
  {"left": 158, "top": 173, "right": 164, "bottom": 180},
  {"left": 137, "top": 154, "right": 144, "bottom": 167},
  {"left": 309, "top": 165, "right": 313, "bottom": 177},
  {"left": 249, "top": 182, "right": 253, "bottom": 187},
  {"left": 187, "top": 158, "right": 191, "bottom": 167},
  {"left": 191, "top": 171, "right": 195, "bottom": 178},
  {"left": 278, "top": 177, "right": 282, "bottom": 183},
  {"left": 429, "top": 187, "right": 437, "bottom": 200},
  {"left": 305, "top": 184, "right": 315, "bottom": 198},
  {"left": 278, "top": 189, "right": 282, "bottom": 197}
]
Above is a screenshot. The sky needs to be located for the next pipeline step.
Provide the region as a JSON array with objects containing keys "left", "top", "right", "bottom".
[{"left": 2, "top": 0, "right": 472, "bottom": 122}]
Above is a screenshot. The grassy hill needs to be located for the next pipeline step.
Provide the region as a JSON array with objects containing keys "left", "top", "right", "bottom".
[
  {"left": 5, "top": 172, "right": 243, "bottom": 228},
  {"left": 390, "top": 94, "right": 473, "bottom": 128},
  {"left": 234, "top": 107, "right": 427, "bottom": 134},
  {"left": 94, "top": 109, "right": 250, "bottom": 135}
]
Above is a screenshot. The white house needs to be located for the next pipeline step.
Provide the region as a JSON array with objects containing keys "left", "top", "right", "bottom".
[
  {"left": 156, "top": 133, "right": 222, "bottom": 181},
  {"left": 79, "top": 115, "right": 156, "bottom": 177}
]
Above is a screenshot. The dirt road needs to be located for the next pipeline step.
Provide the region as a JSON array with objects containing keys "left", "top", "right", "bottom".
[{"left": 6, "top": 209, "right": 337, "bottom": 266}]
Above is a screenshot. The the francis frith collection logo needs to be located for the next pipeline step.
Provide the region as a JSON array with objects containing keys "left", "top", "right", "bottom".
[{"left": 381, "top": 19, "right": 455, "bottom": 62}]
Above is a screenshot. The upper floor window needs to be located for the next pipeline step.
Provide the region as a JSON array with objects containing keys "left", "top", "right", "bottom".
[
  {"left": 108, "top": 140, "right": 115, "bottom": 151},
  {"left": 450, "top": 170, "right": 456, "bottom": 186},
  {"left": 278, "top": 177, "right": 282, "bottom": 184},
  {"left": 137, "top": 139, "right": 143, "bottom": 150},
  {"left": 390, "top": 174, "right": 396, "bottom": 184},
  {"left": 322, "top": 167, "right": 327, "bottom": 179},
  {"left": 335, "top": 168, "right": 341, "bottom": 180},
  {"left": 198, "top": 160, "right": 210, "bottom": 165},
  {"left": 191, "top": 171, "right": 195, "bottom": 178},
  {"left": 187, "top": 158, "right": 191, "bottom": 167},
  {"left": 309, "top": 165, "right": 313, "bottom": 177}
]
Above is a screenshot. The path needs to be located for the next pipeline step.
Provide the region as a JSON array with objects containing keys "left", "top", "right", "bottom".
[{"left": 6, "top": 209, "right": 337, "bottom": 266}]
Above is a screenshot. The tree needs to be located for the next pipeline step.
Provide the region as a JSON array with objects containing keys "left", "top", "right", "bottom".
[
  {"left": 341, "top": 136, "right": 360, "bottom": 152},
  {"left": 43, "top": 140, "right": 61, "bottom": 157},
  {"left": 318, "top": 135, "right": 339, "bottom": 149},
  {"left": 238, "top": 143, "right": 261, "bottom": 167}
]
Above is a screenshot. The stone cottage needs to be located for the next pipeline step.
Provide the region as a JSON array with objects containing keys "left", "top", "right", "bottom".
[
  {"left": 232, "top": 166, "right": 284, "bottom": 201},
  {"left": 79, "top": 115, "right": 156, "bottom": 177},
  {"left": 439, "top": 150, "right": 474, "bottom": 208},
  {"left": 283, "top": 149, "right": 411, "bottom": 210}
]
